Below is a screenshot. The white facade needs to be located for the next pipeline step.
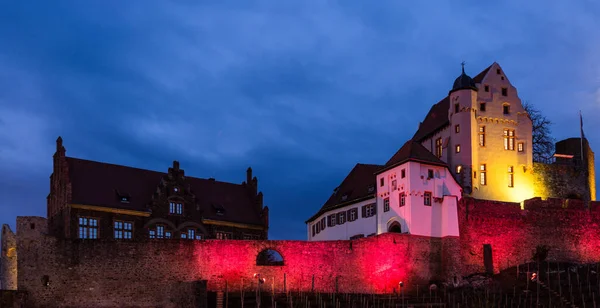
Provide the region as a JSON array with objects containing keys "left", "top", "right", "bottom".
[
  {"left": 307, "top": 198, "right": 377, "bottom": 241},
  {"left": 376, "top": 161, "right": 462, "bottom": 237},
  {"left": 308, "top": 158, "right": 462, "bottom": 240}
]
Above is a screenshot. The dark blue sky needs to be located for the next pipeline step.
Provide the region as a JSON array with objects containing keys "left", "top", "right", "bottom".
[{"left": 1, "top": 1, "right": 599, "bottom": 240}]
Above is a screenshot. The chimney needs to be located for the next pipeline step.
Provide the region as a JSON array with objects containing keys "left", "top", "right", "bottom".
[{"left": 246, "top": 167, "right": 252, "bottom": 185}]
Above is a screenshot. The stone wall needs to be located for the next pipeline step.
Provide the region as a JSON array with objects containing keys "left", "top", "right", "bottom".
[
  {"left": 13, "top": 217, "right": 451, "bottom": 307},
  {"left": 459, "top": 197, "right": 600, "bottom": 275},
  {"left": 1, "top": 224, "right": 17, "bottom": 290},
  {"left": 532, "top": 162, "right": 591, "bottom": 202}
]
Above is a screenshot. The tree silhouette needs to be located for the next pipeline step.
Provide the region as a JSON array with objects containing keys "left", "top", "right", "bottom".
[{"left": 523, "top": 101, "right": 555, "bottom": 162}]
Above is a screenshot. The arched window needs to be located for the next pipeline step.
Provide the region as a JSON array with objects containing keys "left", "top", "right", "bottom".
[
  {"left": 388, "top": 222, "right": 402, "bottom": 233},
  {"left": 256, "top": 249, "right": 284, "bottom": 266}
]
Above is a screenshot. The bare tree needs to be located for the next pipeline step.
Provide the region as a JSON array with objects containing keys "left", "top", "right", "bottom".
[{"left": 523, "top": 101, "right": 555, "bottom": 162}]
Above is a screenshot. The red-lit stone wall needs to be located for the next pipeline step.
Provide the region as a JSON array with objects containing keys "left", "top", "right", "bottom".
[{"left": 458, "top": 197, "right": 600, "bottom": 275}]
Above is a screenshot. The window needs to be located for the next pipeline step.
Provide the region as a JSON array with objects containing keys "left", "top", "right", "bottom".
[
  {"left": 120, "top": 196, "right": 130, "bottom": 203},
  {"left": 480, "top": 164, "right": 487, "bottom": 185},
  {"left": 504, "top": 129, "right": 515, "bottom": 150},
  {"left": 508, "top": 166, "right": 514, "bottom": 188},
  {"left": 456, "top": 165, "right": 462, "bottom": 174},
  {"left": 169, "top": 202, "right": 183, "bottom": 215},
  {"left": 312, "top": 224, "right": 316, "bottom": 236},
  {"left": 349, "top": 208, "right": 357, "bottom": 221},
  {"left": 321, "top": 217, "right": 326, "bottom": 230},
  {"left": 149, "top": 230, "right": 156, "bottom": 239},
  {"left": 501, "top": 88, "right": 508, "bottom": 96},
  {"left": 518, "top": 142, "right": 524, "bottom": 152},
  {"left": 484, "top": 85, "right": 489, "bottom": 92},
  {"left": 480, "top": 102, "right": 486, "bottom": 111},
  {"left": 479, "top": 126, "right": 486, "bottom": 146},
  {"left": 383, "top": 198, "right": 390, "bottom": 212},
  {"left": 156, "top": 225, "right": 165, "bottom": 238},
  {"left": 114, "top": 221, "right": 132, "bottom": 239},
  {"left": 401, "top": 169, "right": 406, "bottom": 178},
  {"left": 338, "top": 212, "right": 346, "bottom": 224},
  {"left": 195, "top": 235, "right": 202, "bottom": 240},
  {"left": 165, "top": 231, "right": 172, "bottom": 239},
  {"left": 362, "top": 203, "right": 376, "bottom": 218},
  {"left": 455, "top": 145, "right": 461, "bottom": 153},
  {"left": 496, "top": 69, "right": 501, "bottom": 75},
  {"left": 78, "top": 217, "right": 98, "bottom": 239},
  {"left": 380, "top": 178, "right": 384, "bottom": 187},
  {"left": 368, "top": 185, "right": 375, "bottom": 193},
  {"left": 455, "top": 125, "right": 460, "bottom": 133},
  {"left": 454, "top": 103, "right": 459, "bottom": 113},
  {"left": 428, "top": 169, "right": 434, "bottom": 179},
  {"left": 400, "top": 192, "right": 406, "bottom": 207},
  {"left": 424, "top": 192, "right": 432, "bottom": 206},
  {"left": 328, "top": 214, "right": 337, "bottom": 227},
  {"left": 391, "top": 180, "right": 397, "bottom": 191},
  {"left": 435, "top": 138, "right": 442, "bottom": 158},
  {"left": 216, "top": 232, "right": 232, "bottom": 240},
  {"left": 503, "top": 104, "right": 510, "bottom": 114},
  {"left": 341, "top": 194, "right": 348, "bottom": 201},
  {"left": 174, "top": 187, "right": 179, "bottom": 192}
]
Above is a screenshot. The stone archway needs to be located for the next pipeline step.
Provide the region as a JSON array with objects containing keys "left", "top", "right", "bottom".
[{"left": 388, "top": 221, "right": 402, "bottom": 233}]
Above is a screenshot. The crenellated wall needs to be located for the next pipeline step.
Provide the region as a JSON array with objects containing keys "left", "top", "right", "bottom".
[{"left": 3, "top": 197, "right": 600, "bottom": 307}]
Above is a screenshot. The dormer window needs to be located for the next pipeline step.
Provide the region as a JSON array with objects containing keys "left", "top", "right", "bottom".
[
  {"left": 213, "top": 204, "right": 226, "bottom": 216},
  {"left": 120, "top": 196, "right": 130, "bottom": 203},
  {"left": 341, "top": 194, "right": 348, "bottom": 201},
  {"left": 367, "top": 185, "right": 375, "bottom": 193},
  {"left": 116, "top": 190, "right": 131, "bottom": 203}
]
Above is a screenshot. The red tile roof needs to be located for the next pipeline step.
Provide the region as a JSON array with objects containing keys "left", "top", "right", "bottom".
[
  {"left": 66, "top": 157, "right": 263, "bottom": 226},
  {"left": 306, "top": 163, "right": 382, "bottom": 223},
  {"left": 378, "top": 140, "right": 447, "bottom": 174}
]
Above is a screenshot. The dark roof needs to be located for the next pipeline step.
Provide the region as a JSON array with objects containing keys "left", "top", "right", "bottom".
[
  {"left": 377, "top": 140, "right": 447, "bottom": 174},
  {"left": 306, "top": 163, "right": 382, "bottom": 223},
  {"left": 65, "top": 157, "right": 263, "bottom": 226},
  {"left": 472, "top": 64, "right": 492, "bottom": 83},
  {"left": 412, "top": 96, "right": 450, "bottom": 142},
  {"left": 412, "top": 64, "right": 493, "bottom": 142},
  {"left": 449, "top": 66, "right": 477, "bottom": 94}
]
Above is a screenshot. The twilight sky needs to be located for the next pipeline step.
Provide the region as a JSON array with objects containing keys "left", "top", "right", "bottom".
[{"left": 0, "top": 1, "right": 599, "bottom": 240}]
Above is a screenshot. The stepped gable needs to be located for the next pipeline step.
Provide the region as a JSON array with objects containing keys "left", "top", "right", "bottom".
[
  {"left": 306, "top": 163, "right": 382, "bottom": 223},
  {"left": 65, "top": 157, "right": 263, "bottom": 225}
]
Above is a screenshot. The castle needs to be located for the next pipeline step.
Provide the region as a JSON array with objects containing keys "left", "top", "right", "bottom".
[
  {"left": 306, "top": 62, "right": 596, "bottom": 241},
  {"left": 1, "top": 62, "right": 598, "bottom": 308}
]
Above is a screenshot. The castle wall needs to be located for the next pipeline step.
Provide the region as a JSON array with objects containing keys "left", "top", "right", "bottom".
[
  {"left": 533, "top": 162, "right": 591, "bottom": 202},
  {"left": 1, "top": 224, "right": 17, "bottom": 290},
  {"left": 14, "top": 217, "right": 449, "bottom": 308},
  {"left": 459, "top": 197, "right": 600, "bottom": 275}
]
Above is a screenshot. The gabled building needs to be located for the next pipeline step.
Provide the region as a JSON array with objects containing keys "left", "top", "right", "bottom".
[
  {"left": 306, "top": 141, "right": 462, "bottom": 241},
  {"left": 47, "top": 137, "right": 269, "bottom": 241}
]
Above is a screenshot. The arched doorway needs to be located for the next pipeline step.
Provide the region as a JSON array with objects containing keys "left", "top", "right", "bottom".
[{"left": 388, "top": 222, "right": 402, "bottom": 233}]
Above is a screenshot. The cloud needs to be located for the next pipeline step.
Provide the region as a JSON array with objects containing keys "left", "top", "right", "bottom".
[{"left": 0, "top": 0, "right": 599, "bottom": 239}]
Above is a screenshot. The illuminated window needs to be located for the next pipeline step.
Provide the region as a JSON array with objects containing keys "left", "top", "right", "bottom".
[
  {"left": 454, "top": 103, "right": 459, "bottom": 113},
  {"left": 504, "top": 129, "right": 515, "bottom": 150},
  {"left": 169, "top": 202, "right": 183, "bottom": 215},
  {"left": 479, "top": 126, "right": 486, "bottom": 146},
  {"left": 503, "top": 104, "right": 510, "bottom": 114},
  {"left": 424, "top": 192, "right": 432, "bottom": 206},
  {"left": 157, "top": 225, "right": 165, "bottom": 239},
  {"left": 435, "top": 138, "right": 443, "bottom": 158},
  {"left": 455, "top": 125, "right": 460, "bottom": 133},
  {"left": 149, "top": 230, "right": 156, "bottom": 239},
  {"left": 165, "top": 231, "right": 172, "bottom": 239},
  {"left": 401, "top": 169, "right": 406, "bottom": 178},
  {"left": 400, "top": 192, "right": 406, "bottom": 207},
  {"left": 480, "top": 102, "right": 486, "bottom": 111},
  {"left": 480, "top": 164, "right": 487, "bottom": 185},
  {"left": 502, "top": 88, "right": 508, "bottom": 96},
  {"left": 455, "top": 145, "right": 461, "bottom": 153},
  {"left": 78, "top": 217, "right": 98, "bottom": 239},
  {"left": 508, "top": 166, "right": 514, "bottom": 188},
  {"left": 174, "top": 187, "right": 179, "bottom": 192},
  {"left": 216, "top": 231, "right": 232, "bottom": 240},
  {"left": 456, "top": 165, "right": 462, "bottom": 174},
  {"left": 383, "top": 198, "right": 390, "bottom": 212},
  {"left": 114, "top": 221, "right": 132, "bottom": 239},
  {"left": 518, "top": 142, "right": 524, "bottom": 152}
]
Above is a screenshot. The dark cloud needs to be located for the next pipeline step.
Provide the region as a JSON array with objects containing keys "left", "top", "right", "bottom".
[{"left": 1, "top": 0, "right": 599, "bottom": 240}]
